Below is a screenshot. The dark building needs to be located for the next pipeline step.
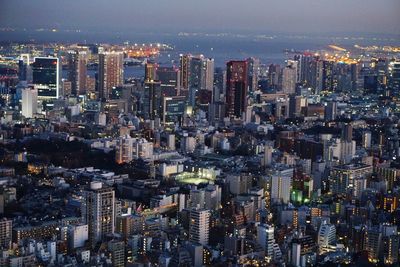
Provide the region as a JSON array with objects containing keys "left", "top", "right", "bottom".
[
  {"left": 156, "top": 66, "right": 180, "bottom": 97},
  {"left": 162, "top": 96, "right": 186, "bottom": 125},
  {"left": 143, "top": 81, "right": 162, "bottom": 120},
  {"left": 226, "top": 60, "right": 248, "bottom": 118},
  {"left": 32, "top": 57, "right": 59, "bottom": 99}
]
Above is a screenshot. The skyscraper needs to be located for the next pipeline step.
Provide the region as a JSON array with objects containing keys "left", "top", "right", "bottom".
[
  {"left": 143, "top": 81, "right": 162, "bottom": 120},
  {"left": 281, "top": 60, "right": 298, "bottom": 94},
  {"left": 145, "top": 62, "right": 157, "bottom": 82},
  {"left": 81, "top": 182, "right": 115, "bottom": 247},
  {"left": 201, "top": 57, "right": 214, "bottom": 91},
  {"left": 189, "top": 209, "right": 210, "bottom": 245},
  {"left": 98, "top": 51, "right": 124, "bottom": 100},
  {"left": 246, "top": 57, "right": 260, "bottom": 92},
  {"left": 180, "top": 54, "right": 214, "bottom": 108},
  {"left": 179, "top": 54, "right": 191, "bottom": 94},
  {"left": 32, "top": 57, "right": 60, "bottom": 100},
  {"left": 226, "top": 60, "right": 248, "bottom": 118},
  {"left": 67, "top": 50, "right": 88, "bottom": 96},
  {"left": 388, "top": 60, "right": 400, "bottom": 90}
]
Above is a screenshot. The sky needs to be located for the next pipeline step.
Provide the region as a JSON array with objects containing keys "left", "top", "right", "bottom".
[{"left": 1, "top": 0, "right": 400, "bottom": 36}]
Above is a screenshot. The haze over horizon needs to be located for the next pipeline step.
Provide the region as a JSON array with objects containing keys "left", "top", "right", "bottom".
[{"left": 1, "top": 0, "right": 400, "bottom": 36}]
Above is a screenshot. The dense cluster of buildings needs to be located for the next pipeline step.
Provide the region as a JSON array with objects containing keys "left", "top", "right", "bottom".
[{"left": 0, "top": 41, "right": 399, "bottom": 266}]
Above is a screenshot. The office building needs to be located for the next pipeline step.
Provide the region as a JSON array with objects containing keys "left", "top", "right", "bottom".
[
  {"left": 156, "top": 66, "right": 180, "bottom": 96},
  {"left": 162, "top": 96, "right": 186, "bottom": 125},
  {"left": 32, "top": 57, "right": 60, "bottom": 100}
]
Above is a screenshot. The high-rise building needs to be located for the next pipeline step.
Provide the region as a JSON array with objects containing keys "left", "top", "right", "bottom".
[
  {"left": 21, "top": 87, "right": 38, "bottom": 118},
  {"left": 98, "top": 51, "right": 124, "bottom": 100},
  {"left": 179, "top": 54, "right": 191, "bottom": 92},
  {"left": 329, "top": 164, "right": 373, "bottom": 197},
  {"left": 189, "top": 209, "right": 210, "bottom": 245},
  {"left": 0, "top": 218, "right": 12, "bottom": 250},
  {"left": 143, "top": 81, "right": 162, "bottom": 120},
  {"left": 162, "top": 96, "right": 186, "bottom": 125},
  {"left": 156, "top": 66, "right": 180, "bottom": 96},
  {"left": 115, "top": 135, "right": 134, "bottom": 164},
  {"left": 281, "top": 60, "right": 298, "bottom": 94},
  {"left": 322, "top": 60, "right": 335, "bottom": 92},
  {"left": 362, "top": 131, "right": 372, "bottom": 149},
  {"left": 108, "top": 240, "right": 125, "bottom": 267},
  {"left": 246, "top": 57, "right": 260, "bottom": 92},
  {"left": 383, "top": 234, "right": 399, "bottom": 265},
  {"left": 201, "top": 57, "right": 214, "bottom": 91},
  {"left": 18, "top": 54, "right": 30, "bottom": 81},
  {"left": 388, "top": 60, "right": 400, "bottom": 90},
  {"left": 257, "top": 224, "right": 275, "bottom": 258},
  {"left": 317, "top": 222, "right": 336, "bottom": 253},
  {"left": 271, "top": 168, "right": 293, "bottom": 204},
  {"left": 226, "top": 60, "right": 248, "bottom": 118},
  {"left": 268, "top": 64, "right": 281, "bottom": 90},
  {"left": 67, "top": 50, "right": 88, "bottom": 95},
  {"left": 342, "top": 123, "right": 353, "bottom": 142},
  {"left": 324, "top": 101, "right": 337, "bottom": 121},
  {"left": 81, "top": 182, "right": 115, "bottom": 247},
  {"left": 188, "top": 56, "right": 202, "bottom": 107},
  {"left": 145, "top": 62, "right": 157, "bottom": 82},
  {"left": 32, "top": 57, "right": 60, "bottom": 100},
  {"left": 364, "top": 227, "right": 382, "bottom": 263},
  {"left": 262, "top": 145, "right": 273, "bottom": 167}
]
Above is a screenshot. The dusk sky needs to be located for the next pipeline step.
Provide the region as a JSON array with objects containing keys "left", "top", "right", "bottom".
[{"left": 1, "top": 0, "right": 400, "bottom": 35}]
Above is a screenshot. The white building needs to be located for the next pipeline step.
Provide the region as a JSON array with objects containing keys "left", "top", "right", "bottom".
[
  {"left": 21, "top": 87, "right": 38, "bottom": 118},
  {"left": 68, "top": 224, "right": 89, "bottom": 250},
  {"left": 257, "top": 224, "right": 281, "bottom": 261},
  {"left": 271, "top": 168, "right": 293, "bottom": 204},
  {"left": 189, "top": 209, "right": 210, "bottom": 245},
  {"left": 318, "top": 222, "right": 336, "bottom": 253}
]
